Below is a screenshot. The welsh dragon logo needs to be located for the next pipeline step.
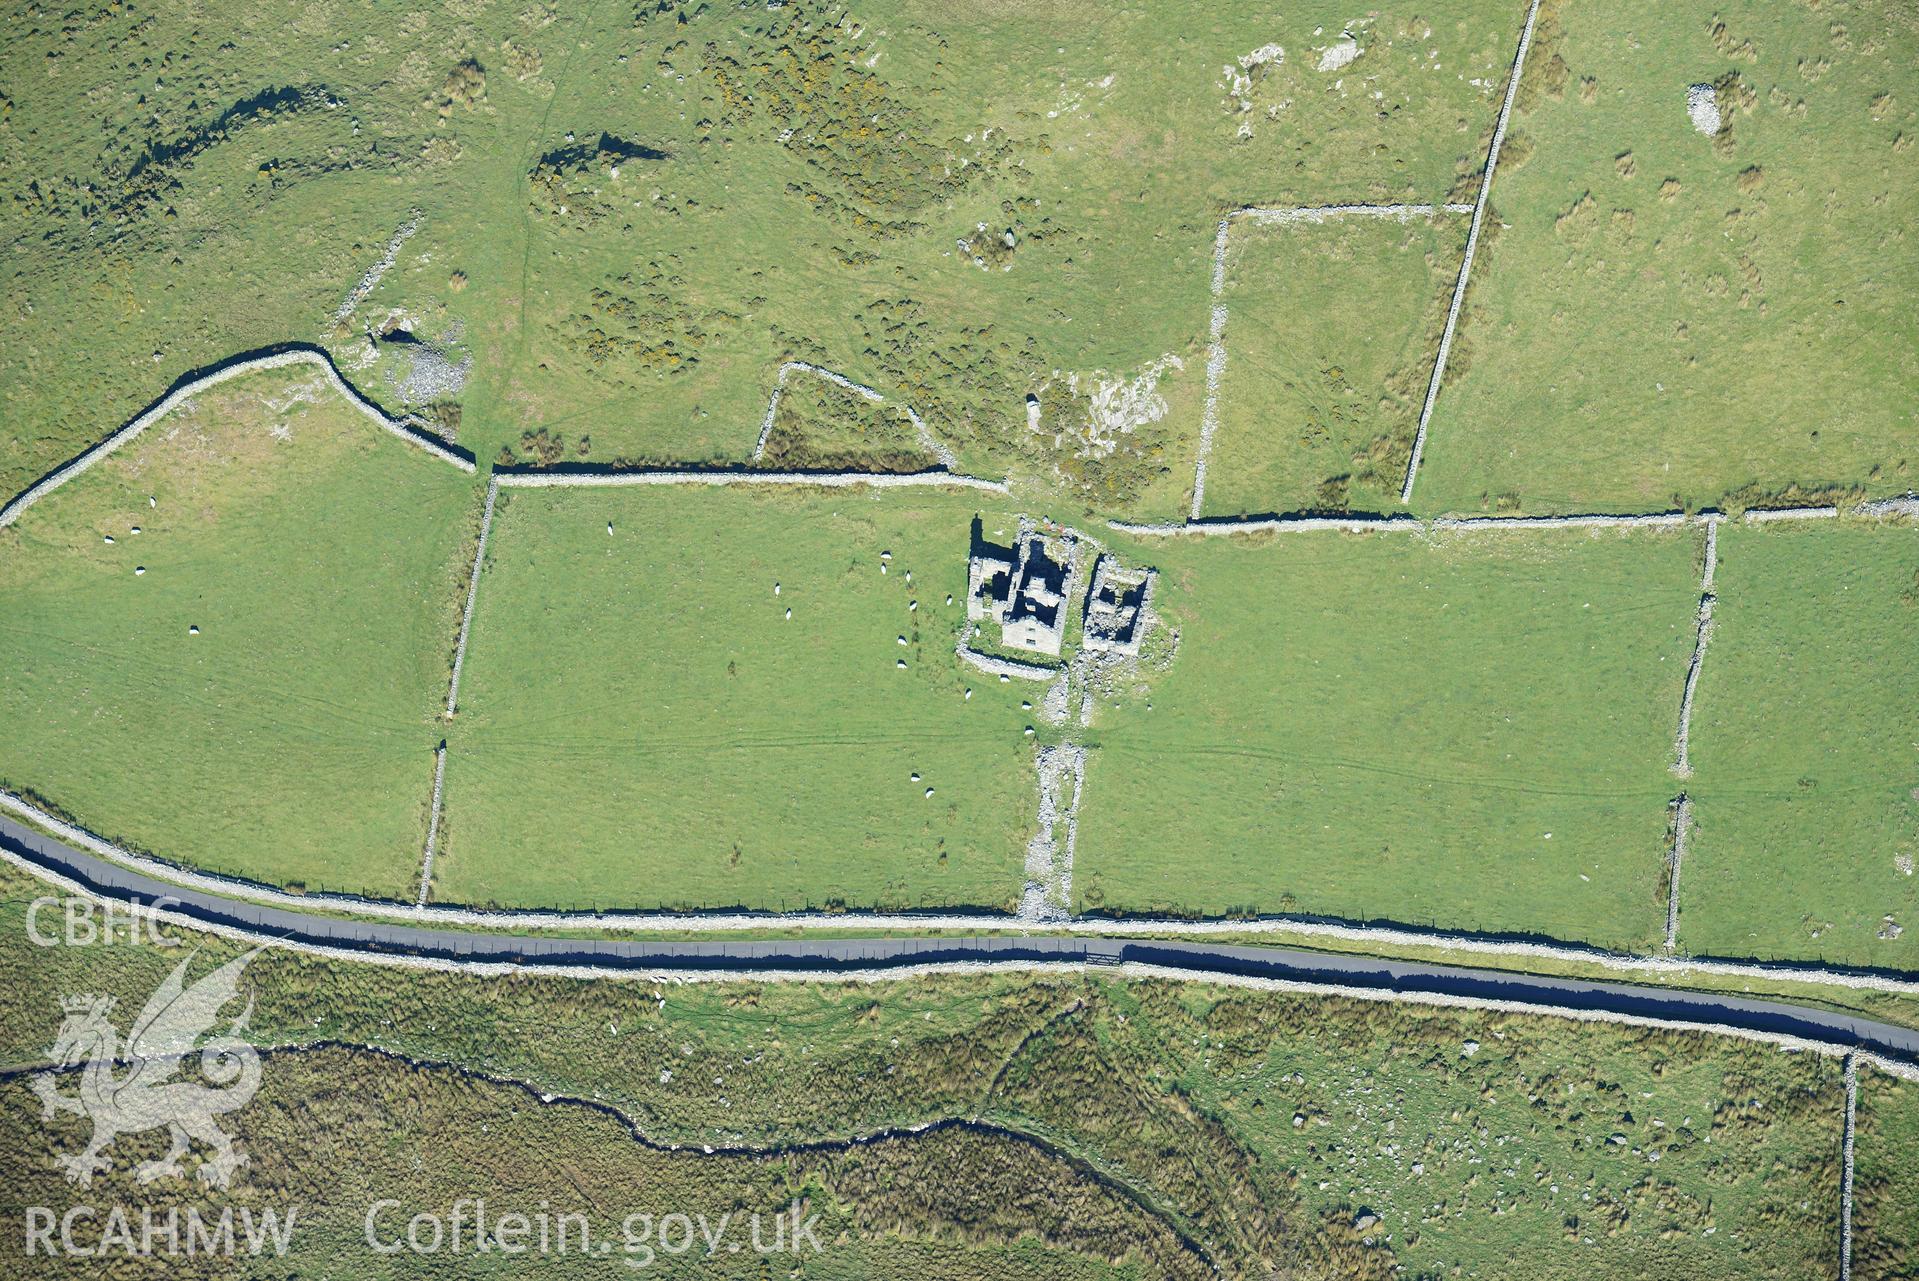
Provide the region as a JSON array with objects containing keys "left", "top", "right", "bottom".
[{"left": 31, "top": 949, "right": 263, "bottom": 1189}]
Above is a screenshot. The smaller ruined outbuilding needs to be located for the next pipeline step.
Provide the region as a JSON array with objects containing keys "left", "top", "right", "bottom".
[
  {"left": 967, "top": 544, "right": 1016, "bottom": 624},
  {"left": 1081, "top": 554, "right": 1155, "bottom": 655}
]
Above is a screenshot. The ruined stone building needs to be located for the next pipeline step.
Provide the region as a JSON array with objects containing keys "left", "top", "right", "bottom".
[
  {"left": 1081, "top": 555, "right": 1154, "bottom": 655},
  {"left": 965, "top": 521, "right": 1154, "bottom": 661},
  {"left": 966, "top": 545, "right": 1016, "bottom": 625},
  {"left": 968, "top": 526, "right": 1072, "bottom": 657}
]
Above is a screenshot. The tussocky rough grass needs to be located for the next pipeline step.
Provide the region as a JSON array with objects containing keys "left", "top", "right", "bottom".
[
  {"left": 0, "top": 866, "right": 1868, "bottom": 1281},
  {"left": 0, "top": 0, "right": 1529, "bottom": 515},
  {"left": 1416, "top": 0, "right": 1919, "bottom": 514}
]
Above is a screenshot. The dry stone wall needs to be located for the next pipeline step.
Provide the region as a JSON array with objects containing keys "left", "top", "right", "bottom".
[
  {"left": 1399, "top": 0, "right": 1546, "bottom": 502},
  {"left": 0, "top": 347, "right": 472, "bottom": 530},
  {"left": 498, "top": 468, "right": 1005, "bottom": 493},
  {"left": 751, "top": 359, "right": 958, "bottom": 470}
]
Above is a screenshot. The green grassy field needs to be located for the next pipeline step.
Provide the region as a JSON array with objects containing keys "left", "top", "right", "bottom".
[
  {"left": 0, "top": 870, "right": 1864, "bottom": 1280},
  {"left": 1076, "top": 525, "right": 1701, "bottom": 947},
  {"left": 2, "top": 4, "right": 1914, "bottom": 1264},
  {"left": 437, "top": 484, "right": 1038, "bottom": 911},
  {"left": 1204, "top": 211, "right": 1467, "bottom": 517},
  {"left": 1, "top": 0, "right": 1531, "bottom": 520},
  {"left": 0, "top": 0, "right": 1912, "bottom": 956},
  {"left": 1856, "top": 1062, "right": 1919, "bottom": 1281},
  {"left": 0, "top": 369, "right": 473, "bottom": 896},
  {"left": 1684, "top": 522, "right": 1919, "bottom": 968},
  {"left": 1416, "top": 0, "right": 1919, "bottom": 514}
]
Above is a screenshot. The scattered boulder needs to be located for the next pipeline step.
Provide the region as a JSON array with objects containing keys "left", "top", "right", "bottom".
[{"left": 1318, "top": 37, "right": 1361, "bottom": 73}]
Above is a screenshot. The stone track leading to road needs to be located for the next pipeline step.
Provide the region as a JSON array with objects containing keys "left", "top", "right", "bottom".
[
  {"left": 5, "top": 329, "right": 1918, "bottom": 1020},
  {"left": 5, "top": 432, "right": 1916, "bottom": 974}
]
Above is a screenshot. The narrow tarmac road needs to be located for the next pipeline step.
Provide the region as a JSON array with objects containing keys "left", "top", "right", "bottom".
[{"left": 5, "top": 814, "right": 1916, "bottom": 1067}]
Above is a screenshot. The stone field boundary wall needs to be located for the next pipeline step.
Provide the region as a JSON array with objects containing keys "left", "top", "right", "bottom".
[
  {"left": 957, "top": 642, "right": 1058, "bottom": 682},
  {"left": 0, "top": 346, "right": 473, "bottom": 530},
  {"left": 6, "top": 830, "right": 1919, "bottom": 1081},
  {"left": 1184, "top": 0, "right": 1545, "bottom": 519},
  {"left": 1110, "top": 505, "right": 1911, "bottom": 538},
  {"left": 1108, "top": 502, "right": 1918, "bottom": 960},
  {"left": 0, "top": 820, "right": 1882, "bottom": 1281},
  {"left": 8, "top": 807, "right": 1919, "bottom": 1267},
  {"left": 444, "top": 477, "right": 500, "bottom": 718},
  {"left": 751, "top": 360, "right": 958, "bottom": 470},
  {"left": 495, "top": 468, "right": 1007, "bottom": 493},
  {"left": 416, "top": 742, "right": 448, "bottom": 908},
  {"left": 332, "top": 212, "right": 423, "bottom": 325},
  {"left": 1187, "top": 203, "right": 1474, "bottom": 520},
  {"left": 1399, "top": 0, "right": 1545, "bottom": 503},
  {"left": 2, "top": 337, "right": 1913, "bottom": 978}
]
